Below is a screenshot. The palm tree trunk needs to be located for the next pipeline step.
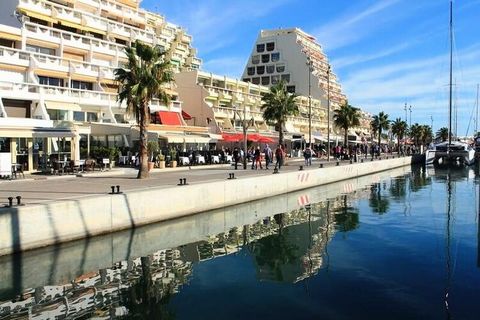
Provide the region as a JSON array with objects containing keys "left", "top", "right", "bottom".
[
  {"left": 344, "top": 127, "right": 348, "bottom": 146},
  {"left": 279, "top": 120, "right": 284, "bottom": 146},
  {"left": 378, "top": 130, "right": 382, "bottom": 146},
  {"left": 137, "top": 102, "right": 149, "bottom": 179}
]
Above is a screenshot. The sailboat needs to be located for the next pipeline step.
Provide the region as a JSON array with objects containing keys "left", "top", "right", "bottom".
[{"left": 425, "top": 1, "right": 475, "bottom": 166}]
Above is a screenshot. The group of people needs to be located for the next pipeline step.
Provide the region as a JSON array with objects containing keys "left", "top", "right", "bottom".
[{"left": 232, "top": 144, "right": 287, "bottom": 170}]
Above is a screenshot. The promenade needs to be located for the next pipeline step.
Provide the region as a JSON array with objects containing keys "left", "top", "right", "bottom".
[{"left": 0, "top": 157, "right": 365, "bottom": 206}]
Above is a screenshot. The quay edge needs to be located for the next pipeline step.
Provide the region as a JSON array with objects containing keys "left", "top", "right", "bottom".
[{"left": 0, "top": 157, "right": 412, "bottom": 256}]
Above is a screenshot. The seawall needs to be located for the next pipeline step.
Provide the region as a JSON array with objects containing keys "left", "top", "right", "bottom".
[{"left": 0, "top": 157, "right": 412, "bottom": 256}]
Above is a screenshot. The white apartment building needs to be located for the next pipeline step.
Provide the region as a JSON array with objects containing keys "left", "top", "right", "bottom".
[{"left": 0, "top": 0, "right": 204, "bottom": 173}]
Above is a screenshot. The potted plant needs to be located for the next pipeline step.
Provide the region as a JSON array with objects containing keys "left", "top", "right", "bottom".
[
  {"left": 147, "top": 140, "right": 159, "bottom": 171},
  {"left": 157, "top": 152, "right": 166, "bottom": 169},
  {"left": 169, "top": 147, "right": 177, "bottom": 168}
]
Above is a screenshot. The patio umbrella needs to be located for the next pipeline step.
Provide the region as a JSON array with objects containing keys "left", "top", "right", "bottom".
[{"left": 257, "top": 136, "right": 274, "bottom": 143}]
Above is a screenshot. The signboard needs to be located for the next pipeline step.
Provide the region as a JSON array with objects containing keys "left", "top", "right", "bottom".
[{"left": 0, "top": 153, "right": 12, "bottom": 177}]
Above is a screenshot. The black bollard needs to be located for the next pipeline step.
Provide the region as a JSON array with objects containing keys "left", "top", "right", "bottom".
[
  {"left": 111, "top": 186, "right": 115, "bottom": 194},
  {"left": 178, "top": 179, "right": 183, "bottom": 186},
  {"left": 8, "top": 197, "right": 13, "bottom": 207},
  {"left": 336, "top": 161, "right": 340, "bottom": 166},
  {"left": 349, "top": 160, "right": 353, "bottom": 164},
  {"left": 16, "top": 196, "right": 22, "bottom": 206},
  {"left": 299, "top": 165, "right": 304, "bottom": 171},
  {"left": 182, "top": 178, "right": 187, "bottom": 185},
  {"left": 319, "top": 163, "right": 324, "bottom": 168},
  {"left": 361, "top": 159, "right": 364, "bottom": 163},
  {"left": 116, "top": 185, "right": 121, "bottom": 194}
]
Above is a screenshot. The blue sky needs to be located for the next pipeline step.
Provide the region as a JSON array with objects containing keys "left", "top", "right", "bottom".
[{"left": 143, "top": 0, "right": 480, "bottom": 135}]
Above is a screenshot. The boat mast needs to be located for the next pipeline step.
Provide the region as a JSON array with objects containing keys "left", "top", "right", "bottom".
[
  {"left": 475, "top": 84, "right": 479, "bottom": 134},
  {"left": 448, "top": 0, "right": 453, "bottom": 148}
]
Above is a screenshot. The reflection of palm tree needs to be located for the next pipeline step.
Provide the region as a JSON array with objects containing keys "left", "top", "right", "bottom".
[
  {"left": 410, "top": 165, "right": 431, "bottom": 192},
  {"left": 389, "top": 177, "right": 407, "bottom": 200},
  {"left": 333, "top": 196, "right": 360, "bottom": 232},
  {"left": 369, "top": 183, "right": 390, "bottom": 214}
]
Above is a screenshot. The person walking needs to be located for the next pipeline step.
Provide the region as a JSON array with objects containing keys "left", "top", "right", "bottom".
[
  {"left": 254, "top": 146, "right": 263, "bottom": 169},
  {"left": 263, "top": 144, "right": 273, "bottom": 169},
  {"left": 275, "top": 144, "right": 284, "bottom": 170},
  {"left": 304, "top": 144, "right": 312, "bottom": 166},
  {"left": 233, "top": 147, "right": 240, "bottom": 170}
]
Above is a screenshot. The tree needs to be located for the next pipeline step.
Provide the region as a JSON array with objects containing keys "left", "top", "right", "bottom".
[
  {"left": 436, "top": 127, "right": 449, "bottom": 142},
  {"left": 409, "top": 123, "right": 422, "bottom": 146},
  {"left": 391, "top": 118, "right": 408, "bottom": 148},
  {"left": 420, "top": 125, "right": 433, "bottom": 145},
  {"left": 261, "top": 80, "right": 299, "bottom": 146},
  {"left": 115, "top": 40, "right": 173, "bottom": 179},
  {"left": 333, "top": 101, "right": 360, "bottom": 146},
  {"left": 370, "top": 112, "right": 390, "bottom": 145}
]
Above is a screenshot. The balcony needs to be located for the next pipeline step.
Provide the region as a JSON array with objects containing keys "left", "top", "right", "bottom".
[
  {"left": 0, "top": 117, "right": 53, "bottom": 128},
  {"left": 0, "top": 47, "right": 31, "bottom": 68}
]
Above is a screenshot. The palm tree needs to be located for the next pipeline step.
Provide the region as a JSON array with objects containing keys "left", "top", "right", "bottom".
[
  {"left": 409, "top": 123, "right": 422, "bottom": 146},
  {"left": 420, "top": 125, "right": 433, "bottom": 145},
  {"left": 436, "top": 127, "right": 449, "bottom": 142},
  {"left": 115, "top": 40, "right": 173, "bottom": 179},
  {"left": 333, "top": 101, "right": 360, "bottom": 146},
  {"left": 371, "top": 111, "right": 390, "bottom": 145},
  {"left": 391, "top": 118, "right": 408, "bottom": 149},
  {"left": 261, "top": 80, "right": 299, "bottom": 145}
]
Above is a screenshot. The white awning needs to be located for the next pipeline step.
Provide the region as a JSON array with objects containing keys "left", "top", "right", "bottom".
[
  {"left": 32, "top": 129, "right": 75, "bottom": 138},
  {"left": 45, "top": 101, "right": 81, "bottom": 111}
]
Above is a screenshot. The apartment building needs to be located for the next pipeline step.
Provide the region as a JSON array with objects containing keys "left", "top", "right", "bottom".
[
  {"left": 175, "top": 70, "right": 328, "bottom": 144},
  {"left": 0, "top": 0, "right": 203, "bottom": 172},
  {"left": 242, "top": 28, "right": 355, "bottom": 142}
]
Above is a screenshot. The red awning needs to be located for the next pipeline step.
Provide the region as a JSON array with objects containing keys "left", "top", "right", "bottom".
[
  {"left": 158, "top": 111, "right": 182, "bottom": 126},
  {"left": 182, "top": 110, "right": 192, "bottom": 120}
]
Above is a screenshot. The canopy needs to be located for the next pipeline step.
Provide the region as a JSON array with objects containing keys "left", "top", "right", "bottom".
[
  {"left": 221, "top": 133, "right": 274, "bottom": 143},
  {"left": 182, "top": 110, "right": 192, "bottom": 120},
  {"left": 157, "top": 111, "right": 183, "bottom": 126}
]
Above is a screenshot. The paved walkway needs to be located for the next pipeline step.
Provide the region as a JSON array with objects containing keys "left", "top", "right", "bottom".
[{"left": 0, "top": 156, "right": 384, "bottom": 206}]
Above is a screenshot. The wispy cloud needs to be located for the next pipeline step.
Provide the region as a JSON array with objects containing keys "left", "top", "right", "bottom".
[{"left": 311, "top": 0, "right": 401, "bottom": 51}]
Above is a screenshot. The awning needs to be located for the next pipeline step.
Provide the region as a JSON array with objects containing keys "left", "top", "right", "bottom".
[
  {"left": 45, "top": 101, "right": 81, "bottom": 111},
  {"left": 157, "top": 133, "right": 212, "bottom": 144},
  {"left": 32, "top": 130, "right": 76, "bottom": 138},
  {"left": 182, "top": 110, "right": 192, "bottom": 120},
  {"left": 157, "top": 111, "right": 182, "bottom": 126}
]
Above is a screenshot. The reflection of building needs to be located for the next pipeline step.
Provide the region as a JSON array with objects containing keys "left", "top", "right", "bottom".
[{"left": 0, "top": 0, "right": 205, "bottom": 172}]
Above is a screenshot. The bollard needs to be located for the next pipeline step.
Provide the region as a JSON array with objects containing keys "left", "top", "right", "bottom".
[
  {"left": 182, "top": 178, "right": 187, "bottom": 185},
  {"left": 299, "top": 165, "right": 304, "bottom": 171},
  {"left": 349, "top": 160, "right": 353, "bottom": 164},
  {"left": 228, "top": 173, "right": 236, "bottom": 180},
  {"left": 110, "top": 186, "right": 115, "bottom": 194},
  {"left": 319, "top": 163, "right": 324, "bottom": 168},
  {"left": 16, "top": 196, "right": 22, "bottom": 206},
  {"left": 178, "top": 179, "right": 183, "bottom": 186},
  {"left": 116, "top": 185, "right": 120, "bottom": 194},
  {"left": 336, "top": 161, "right": 340, "bottom": 166},
  {"left": 7, "top": 197, "right": 13, "bottom": 207},
  {"left": 361, "top": 159, "right": 364, "bottom": 163}
]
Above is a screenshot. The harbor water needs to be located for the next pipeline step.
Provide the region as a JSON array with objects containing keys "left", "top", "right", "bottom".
[{"left": 1, "top": 165, "right": 479, "bottom": 319}]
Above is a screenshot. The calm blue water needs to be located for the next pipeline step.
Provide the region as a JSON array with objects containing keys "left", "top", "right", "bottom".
[{"left": 1, "top": 165, "right": 479, "bottom": 319}]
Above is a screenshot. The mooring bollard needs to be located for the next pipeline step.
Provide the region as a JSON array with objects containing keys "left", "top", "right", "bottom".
[
  {"left": 7, "top": 197, "right": 13, "bottom": 207},
  {"left": 361, "top": 159, "right": 364, "bottom": 163},
  {"left": 228, "top": 173, "right": 236, "bottom": 180},
  {"left": 182, "top": 178, "right": 187, "bottom": 185},
  {"left": 178, "top": 179, "right": 183, "bottom": 186},
  {"left": 110, "top": 186, "right": 115, "bottom": 194},
  {"left": 350, "top": 160, "right": 353, "bottom": 164},
  {"left": 16, "top": 196, "right": 22, "bottom": 206},
  {"left": 116, "top": 185, "right": 122, "bottom": 194},
  {"left": 319, "top": 163, "right": 324, "bottom": 168},
  {"left": 299, "top": 165, "right": 304, "bottom": 171},
  {"left": 336, "top": 161, "right": 340, "bottom": 166}
]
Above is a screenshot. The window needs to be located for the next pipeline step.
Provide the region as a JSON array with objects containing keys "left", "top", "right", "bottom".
[
  {"left": 256, "top": 66, "right": 265, "bottom": 75},
  {"left": 38, "top": 76, "right": 63, "bottom": 87},
  {"left": 114, "top": 114, "right": 126, "bottom": 123},
  {"left": 73, "top": 111, "right": 85, "bottom": 122},
  {"left": 271, "top": 75, "right": 280, "bottom": 85},
  {"left": 286, "top": 85, "right": 296, "bottom": 93},
  {"left": 47, "top": 109, "right": 68, "bottom": 121},
  {"left": 26, "top": 44, "right": 55, "bottom": 56},
  {"left": 276, "top": 64, "right": 285, "bottom": 73},
  {"left": 271, "top": 53, "right": 280, "bottom": 62},
  {"left": 251, "top": 55, "right": 260, "bottom": 64},
  {"left": 281, "top": 74, "right": 290, "bottom": 83},
  {"left": 87, "top": 112, "right": 98, "bottom": 122},
  {"left": 71, "top": 80, "right": 93, "bottom": 91},
  {"left": 266, "top": 42, "right": 275, "bottom": 51},
  {"left": 247, "top": 67, "right": 255, "bottom": 76},
  {"left": 266, "top": 65, "right": 275, "bottom": 74},
  {"left": 261, "top": 76, "right": 270, "bottom": 85},
  {"left": 261, "top": 54, "right": 270, "bottom": 63},
  {"left": 243, "top": 78, "right": 251, "bottom": 83},
  {"left": 251, "top": 77, "right": 260, "bottom": 85},
  {"left": 256, "top": 44, "right": 265, "bottom": 53}
]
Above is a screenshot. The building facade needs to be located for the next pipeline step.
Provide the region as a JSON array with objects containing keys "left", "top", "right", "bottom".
[{"left": 0, "top": 0, "right": 204, "bottom": 173}]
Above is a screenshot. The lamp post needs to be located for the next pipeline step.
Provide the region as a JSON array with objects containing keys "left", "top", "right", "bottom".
[
  {"left": 404, "top": 103, "right": 408, "bottom": 123},
  {"left": 431, "top": 115, "right": 433, "bottom": 132},
  {"left": 409, "top": 105, "right": 412, "bottom": 128},
  {"left": 327, "top": 65, "right": 331, "bottom": 161},
  {"left": 307, "top": 58, "right": 313, "bottom": 148}
]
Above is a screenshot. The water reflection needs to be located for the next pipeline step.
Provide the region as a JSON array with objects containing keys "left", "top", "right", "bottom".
[{"left": 3, "top": 165, "right": 477, "bottom": 319}]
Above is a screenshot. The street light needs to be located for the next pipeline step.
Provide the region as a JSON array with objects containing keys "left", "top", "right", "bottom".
[
  {"left": 306, "top": 58, "right": 313, "bottom": 148},
  {"left": 327, "top": 64, "right": 331, "bottom": 162},
  {"left": 404, "top": 103, "right": 408, "bottom": 123},
  {"left": 409, "top": 105, "right": 412, "bottom": 128}
]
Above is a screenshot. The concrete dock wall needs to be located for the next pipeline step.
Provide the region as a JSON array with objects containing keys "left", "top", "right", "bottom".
[{"left": 0, "top": 157, "right": 411, "bottom": 256}]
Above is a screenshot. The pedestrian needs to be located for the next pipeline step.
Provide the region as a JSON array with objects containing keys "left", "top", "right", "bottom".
[
  {"left": 233, "top": 147, "right": 240, "bottom": 170},
  {"left": 275, "top": 144, "right": 283, "bottom": 170},
  {"left": 263, "top": 144, "right": 273, "bottom": 169},
  {"left": 304, "top": 144, "right": 312, "bottom": 166},
  {"left": 254, "top": 146, "right": 263, "bottom": 169}
]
